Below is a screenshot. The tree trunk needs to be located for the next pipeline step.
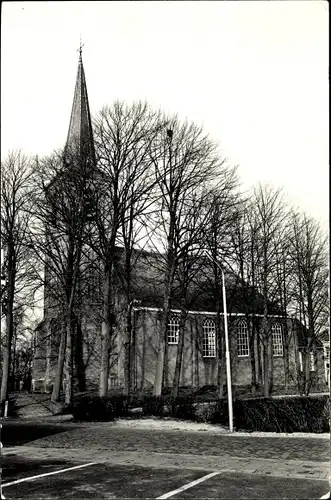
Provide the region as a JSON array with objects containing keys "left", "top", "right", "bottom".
[
  {"left": 130, "top": 307, "right": 137, "bottom": 391},
  {"left": 140, "top": 316, "right": 147, "bottom": 390},
  {"left": 282, "top": 261, "right": 290, "bottom": 392},
  {"left": 250, "top": 317, "right": 257, "bottom": 394},
  {"left": 190, "top": 321, "right": 194, "bottom": 387},
  {"left": 154, "top": 219, "right": 175, "bottom": 396},
  {"left": 304, "top": 348, "right": 311, "bottom": 396},
  {"left": 64, "top": 312, "right": 74, "bottom": 406},
  {"left": 74, "top": 318, "right": 86, "bottom": 392},
  {"left": 11, "top": 322, "right": 17, "bottom": 383},
  {"left": 216, "top": 311, "right": 225, "bottom": 399},
  {"left": 155, "top": 310, "right": 166, "bottom": 395},
  {"left": 284, "top": 345, "right": 289, "bottom": 392},
  {"left": 263, "top": 342, "right": 270, "bottom": 397},
  {"left": 283, "top": 321, "right": 290, "bottom": 392},
  {"left": 256, "top": 325, "right": 263, "bottom": 386},
  {"left": 162, "top": 329, "right": 169, "bottom": 389},
  {"left": 0, "top": 308, "right": 14, "bottom": 403},
  {"left": 99, "top": 320, "right": 111, "bottom": 397},
  {"left": 268, "top": 336, "right": 274, "bottom": 394},
  {"left": 194, "top": 317, "right": 200, "bottom": 387},
  {"left": 51, "top": 322, "right": 66, "bottom": 402},
  {"left": 262, "top": 275, "right": 270, "bottom": 397},
  {"left": 172, "top": 308, "right": 186, "bottom": 399},
  {"left": 124, "top": 305, "right": 133, "bottom": 396},
  {"left": 0, "top": 249, "right": 15, "bottom": 404},
  {"left": 154, "top": 306, "right": 169, "bottom": 396},
  {"left": 99, "top": 266, "right": 114, "bottom": 397}
]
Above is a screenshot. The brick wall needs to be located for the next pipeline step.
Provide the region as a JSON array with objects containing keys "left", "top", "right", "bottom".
[
  {"left": 33, "top": 305, "right": 327, "bottom": 395},
  {"left": 129, "top": 310, "right": 303, "bottom": 391}
]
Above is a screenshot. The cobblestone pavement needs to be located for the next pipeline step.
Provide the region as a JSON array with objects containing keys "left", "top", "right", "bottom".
[
  {"left": 2, "top": 420, "right": 330, "bottom": 488},
  {"left": 23, "top": 425, "right": 330, "bottom": 463},
  {"left": 2, "top": 445, "right": 330, "bottom": 482}
]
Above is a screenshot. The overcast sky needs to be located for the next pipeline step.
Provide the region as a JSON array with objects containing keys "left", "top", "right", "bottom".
[{"left": 1, "top": 1, "right": 329, "bottom": 229}]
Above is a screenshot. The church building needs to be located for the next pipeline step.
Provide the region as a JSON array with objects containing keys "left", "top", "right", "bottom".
[{"left": 31, "top": 52, "right": 327, "bottom": 396}]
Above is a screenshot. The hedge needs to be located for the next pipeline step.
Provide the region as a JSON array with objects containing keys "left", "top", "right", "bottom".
[
  {"left": 69, "top": 392, "right": 329, "bottom": 433},
  {"left": 204, "top": 395, "right": 330, "bottom": 433},
  {"left": 70, "top": 394, "right": 132, "bottom": 421}
]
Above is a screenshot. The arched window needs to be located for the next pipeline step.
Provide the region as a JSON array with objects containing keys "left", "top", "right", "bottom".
[
  {"left": 109, "top": 374, "right": 117, "bottom": 389},
  {"left": 168, "top": 316, "right": 180, "bottom": 344},
  {"left": 272, "top": 323, "right": 283, "bottom": 356},
  {"left": 309, "top": 351, "right": 315, "bottom": 372},
  {"left": 237, "top": 320, "right": 249, "bottom": 357},
  {"left": 203, "top": 319, "right": 216, "bottom": 357}
]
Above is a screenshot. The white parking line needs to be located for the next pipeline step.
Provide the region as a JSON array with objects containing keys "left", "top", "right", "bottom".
[
  {"left": 320, "top": 492, "right": 330, "bottom": 499},
  {"left": 2, "top": 462, "right": 97, "bottom": 488},
  {"left": 156, "top": 471, "right": 220, "bottom": 499}
]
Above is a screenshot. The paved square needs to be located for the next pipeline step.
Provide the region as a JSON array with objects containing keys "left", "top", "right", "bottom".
[{"left": 1, "top": 419, "right": 330, "bottom": 499}]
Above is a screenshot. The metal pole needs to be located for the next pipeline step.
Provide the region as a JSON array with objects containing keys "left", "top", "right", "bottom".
[
  {"left": 221, "top": 268, "right": 234, "bottom": 433},
  {"left": 4, "top": 402, "right": 8, "bottom": 419},
  {"left": 204, "top": 250, "right": 234, "bottom": 432}
]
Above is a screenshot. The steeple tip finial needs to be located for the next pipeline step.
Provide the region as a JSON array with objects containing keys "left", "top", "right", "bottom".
[{"left": 78, "top": 35, "right": 84, "bottom": 61}]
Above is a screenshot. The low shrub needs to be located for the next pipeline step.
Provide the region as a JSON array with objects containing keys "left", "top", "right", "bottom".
[
  {"left": 139, "top": 394, "right": 197, "bottom": 420},
  {"left": 110, "top": 395, "right": 131, "bottom": 417},
  {"left": 70, "top": 394, "right": 131, "bottom": 421},
  {"left": 168, "top": 396, "right": 197, "bottom": 420},
  {"left": 195, "top": 401, "right": 219, "bottom": 423},
  {"left": 69, "top": 390, "right": 329, "bottom": 432},
  {"left": 140, "top": 395, "right": 165, "bottom": 417},
  {"left": 201, "top": 395, "right": 330, "bottom": 433},
  {"left": 194, "top": 384, "right": 217, "bottom": 394}
]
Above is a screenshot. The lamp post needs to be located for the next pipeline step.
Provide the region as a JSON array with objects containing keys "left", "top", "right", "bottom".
[
  {"left": 205, "top": 251, "right": 234, "bottom": 433},
  {"left": 221, "top": 266, "right": 234, "bottom": 433}
]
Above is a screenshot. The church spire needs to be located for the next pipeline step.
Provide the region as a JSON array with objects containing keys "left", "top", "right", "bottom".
[{"left": 65, "top": 45, "right": 95, "bottom": 165}]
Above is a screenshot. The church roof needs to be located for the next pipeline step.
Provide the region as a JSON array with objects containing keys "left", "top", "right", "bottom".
[
  {"left": 113, "top": 247, "right": 284, "bottom": 316},
  {"left": 65, "top": 49, "right": 96, "bottom": 165}
]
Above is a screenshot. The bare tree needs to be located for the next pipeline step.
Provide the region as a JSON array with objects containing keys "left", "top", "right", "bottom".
[
  {"left": 202, "top": 180, "right": 240, "bottom": 397},
  {"left": 289, "top": 212, "right": 329, "bottom": 394},
  {"left": 227, "top": 202, "right": 261, "bottom": 393},
  {"left": 171, "top": 191, "right": 213, "bottom": 398},
  {"left": 7, "top": 306, "right": 34, "bottom": 391},
  {"left": 148, "top": 118, "right": 228, "bottom": 396},
  {"left": 91, "top": 101, "right": 163, "bottom": 397},
  {"left": 29, "top": 144, "right": 95, "bottom": 405},
  {"left": 248, "top": 184, "right": 289, "bottom": 397},
  {"left": 273, "top": 227, "right": 294, "bottom": 392},
  {"left": 1, "top": 151, "right": 35, "bottom": 403}
]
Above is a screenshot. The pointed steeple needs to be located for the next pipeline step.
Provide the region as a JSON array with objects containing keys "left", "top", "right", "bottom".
[{"left": 65, "top": 46, "right": 95, "bottom": 166}]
